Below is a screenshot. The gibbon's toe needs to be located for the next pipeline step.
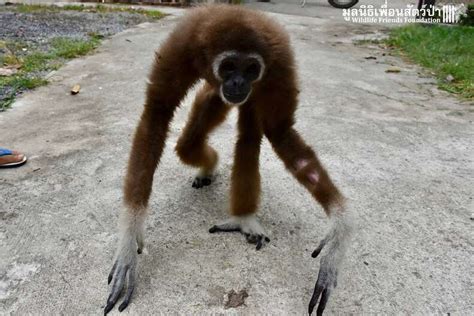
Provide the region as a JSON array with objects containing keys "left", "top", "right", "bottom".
[{"left": 192, "top": 176, "right": 212, "bottom": 189}]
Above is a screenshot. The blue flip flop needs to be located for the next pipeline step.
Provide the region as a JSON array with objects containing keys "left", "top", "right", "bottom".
[{"left": 0, "top": 148, "right": 27, "bottom": 168}]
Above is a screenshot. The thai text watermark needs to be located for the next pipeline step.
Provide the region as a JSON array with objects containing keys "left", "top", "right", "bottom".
[{"left": 343, "top": 1, "right": 465, "bottom": 24}]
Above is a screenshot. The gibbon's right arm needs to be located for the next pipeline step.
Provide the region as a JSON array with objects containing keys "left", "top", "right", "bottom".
[{"left": 104, "top": 33, "right": 199, "bottom": 314}]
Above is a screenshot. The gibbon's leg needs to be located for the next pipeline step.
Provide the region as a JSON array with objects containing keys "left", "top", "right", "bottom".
[
  {"left": 209, "top": 105, "right": 270, "bottom": 250},
  {"left": 175, "top": 83, "right": 231, "bottom": 189},
  {"left": 104, "top": 47, "right": 198, "bottom": 315},
  {"left": 266, "top": 126, "right": 352, "bottom": 315}
]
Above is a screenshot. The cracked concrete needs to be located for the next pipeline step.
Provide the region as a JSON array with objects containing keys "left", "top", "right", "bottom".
[{"left": 1, "top": 2, "right": 473, "bottom": 315}]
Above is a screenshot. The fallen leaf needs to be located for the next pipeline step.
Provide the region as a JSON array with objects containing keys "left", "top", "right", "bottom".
[
  {"left": 9, "top": 63, "right": 22, "bottom": 70},
  {"left": 0, "top": 67, "right": 18, "bottom": 76},
  {"left": 224, "top": 289, "right": 249, "bottom": 309},
  {"left": 364, "top": 56, "right": 377, "bottom": 60},
  {"left": 385, "top": 67, "right": 401, "bottom": 73},
  {"left": 71, "top": 84, "right": 81, "bottom": 95}
]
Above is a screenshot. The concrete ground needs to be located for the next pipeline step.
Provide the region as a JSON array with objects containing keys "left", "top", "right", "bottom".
[{"left": 1, "top": 2, "right": 473, "bottom": 315}]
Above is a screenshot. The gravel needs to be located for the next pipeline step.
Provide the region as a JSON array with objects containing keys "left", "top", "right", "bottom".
[{"left": 0, "top": 7, "right": 157, "bottom": 46}]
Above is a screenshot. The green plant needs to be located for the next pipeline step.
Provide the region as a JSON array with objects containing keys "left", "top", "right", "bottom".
[
  {"left": 387, "top": 24, "right": 474, "bottom": 100},
  {"left": 0, "top": 36, "right": 100, "bottom": 110},
  {"left": 459, "top": 3, "right": 474, "bottom": 26},
  {"left": 51, "top": 37, "right": 100, "bottom": 59}
]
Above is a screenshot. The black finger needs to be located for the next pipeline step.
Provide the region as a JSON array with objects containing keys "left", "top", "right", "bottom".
[
  {"left": 104, "top": 299, "right": 115, "bottom": 316},
  {"left": 209, "top": 225, "right": 241, "bottom": 233},
  {"left": 246, "top": 234, "right": 257, "bottom": 244},
  {"left": 104, "top": 266, "right": 127, "bottom": 315},
  {"left": 316, "top": 288, "right": 331, "bottom": 316},
  {"left": 308, "top": 284, "right": 323, "bottom": 315},
  {"left": 256, "top": 235, "right": 263, "bottom": 250},
  {"left": 311, "top": 240, "right": 326, "bottom": 258},
  {"left": 108, "top": 261, "right": 118, "bottom": 284},
  {"left": 192, "top": 178, "right": 203, "bottom": 188},
  {"left": 245, "top": 233, "right": 251, "bottom": 243},
  {"left": 118, "top": 267, "right": 136, "bottom": 312}
]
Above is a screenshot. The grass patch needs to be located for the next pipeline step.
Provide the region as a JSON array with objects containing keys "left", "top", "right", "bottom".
[
  {"left": 15, "top": 4, "right": 59, "bottom": 13},
  {"left": 14, "top": 3, "right": 165, "bottom": 20},
  {"left": 8, "top": 76, "right": 48, "bottom": 90},
  {"left": 92, "top": 5, "right": 165, "bottom": 19},
  {"left": 387, "top": 24, "right": 474, "bottom": 100},
  {"left": 51, "top": 37, "right": 101, "bottom": 58},
  {"left": 22, "top": 52, "right": 53, "bottom": 72},
  {"left": 0, "top": 37, "right": 100, "bottom": 111},
  {"left": 0, "top": 76, "right": 48, "bottom": 111}
]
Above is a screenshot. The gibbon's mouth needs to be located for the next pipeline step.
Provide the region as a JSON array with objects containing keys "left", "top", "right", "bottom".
[{"left": 223, "top": 92, "right": 249, "bottom": 105}]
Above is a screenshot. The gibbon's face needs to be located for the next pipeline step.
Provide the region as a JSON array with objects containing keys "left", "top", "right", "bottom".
[{"left": 212, "top": 51, "right": 265, "bottom": 106}]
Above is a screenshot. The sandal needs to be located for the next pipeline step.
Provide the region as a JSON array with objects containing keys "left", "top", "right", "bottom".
[{"left": 0, "top": 148, "right": 27, "bottom": 168}]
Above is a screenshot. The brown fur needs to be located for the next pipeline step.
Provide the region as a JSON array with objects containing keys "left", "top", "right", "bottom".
[
  {"left": 175, "top": 83, "right": 230, "bottom": 174},
  {"left": 107, "top": 6, "right": 350, "bottom": 315},
  {"left": 124, "top": 5, "right": 344, "bottom": 217}
]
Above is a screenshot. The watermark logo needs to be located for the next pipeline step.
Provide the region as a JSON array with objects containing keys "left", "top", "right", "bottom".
[
  {"left": 343, "top": 1, "right": 465, "bottom": 24},
  {"left": 441, "top": 5, "right": 459, "bottom": 24}
]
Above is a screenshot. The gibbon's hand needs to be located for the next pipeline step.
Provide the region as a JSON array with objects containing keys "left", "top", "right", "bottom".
[
  {"left": 308, "top": 239, "right": 339, "bottom": 316},
  {"left": 104, "top": 238, "right": 138, "bottom": 315}
]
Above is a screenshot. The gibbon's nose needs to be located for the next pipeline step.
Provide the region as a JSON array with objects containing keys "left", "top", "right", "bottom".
[
  {"left": 231, "top": 76, "right": 246, "bottom": 89},
  {"left": 232, "top": 76, "right": 245, "bottom": 90}
]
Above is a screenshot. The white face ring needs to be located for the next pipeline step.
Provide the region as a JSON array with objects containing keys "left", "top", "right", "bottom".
[
  {"left": 212, "top": 50, "right": 265, "bottom": 106},
  {"left": 212, "top": 50, "right": 265, "bottom": 82}
]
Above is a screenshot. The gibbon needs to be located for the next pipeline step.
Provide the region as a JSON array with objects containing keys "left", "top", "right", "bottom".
[{"left": 105, "top": 5, "right": 353, "bottom": 316}]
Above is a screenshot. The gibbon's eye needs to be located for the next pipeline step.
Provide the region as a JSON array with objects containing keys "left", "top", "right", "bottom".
[
  {"left": 244, "top": 62, "right": 261, "bottom": 81},
  {"left": 219, "top": 59, "right": 237, "bottom": 78}
]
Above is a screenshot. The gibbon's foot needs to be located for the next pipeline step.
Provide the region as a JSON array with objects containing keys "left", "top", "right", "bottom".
[
  {"left": 104, "top": 240, "right": 139, "bottom": 315},
  {"left": 192, "top": 175, "right": 212, "bottom": 189},
  {"left": 209, "top": 215, "right": 270, "bottom": 250}
]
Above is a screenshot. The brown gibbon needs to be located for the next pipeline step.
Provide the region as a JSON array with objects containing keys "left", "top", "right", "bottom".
[{"left": 105, "top": 5, "right": 353, "bottom": 316}]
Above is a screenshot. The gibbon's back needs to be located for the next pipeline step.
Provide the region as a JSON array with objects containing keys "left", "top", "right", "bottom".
[{"left": 168, "top": 5, "right": 295, "bottom": 77}]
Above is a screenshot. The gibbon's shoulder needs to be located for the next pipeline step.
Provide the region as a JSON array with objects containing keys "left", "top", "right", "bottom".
[{"left": 176, "top": 5, "right": 291, "bottom": 63}]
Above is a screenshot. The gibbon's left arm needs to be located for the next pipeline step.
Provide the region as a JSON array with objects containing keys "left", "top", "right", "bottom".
[{"left": 265, "top": 118, "right": 352, "bottom": 316}]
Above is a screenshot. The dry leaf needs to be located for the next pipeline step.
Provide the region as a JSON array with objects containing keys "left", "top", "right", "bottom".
[
  {"left": 0, "top": 67, "right": 18, "bottom": 76},
  {"left": 71, "top": 84, "right": 81, "bottom": 95},
  {"left": 385, "top": 67, "right": 401, "bottom": 73},
  {"left": 224, "top": 289, "right": 249, "bottom": 309}
]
